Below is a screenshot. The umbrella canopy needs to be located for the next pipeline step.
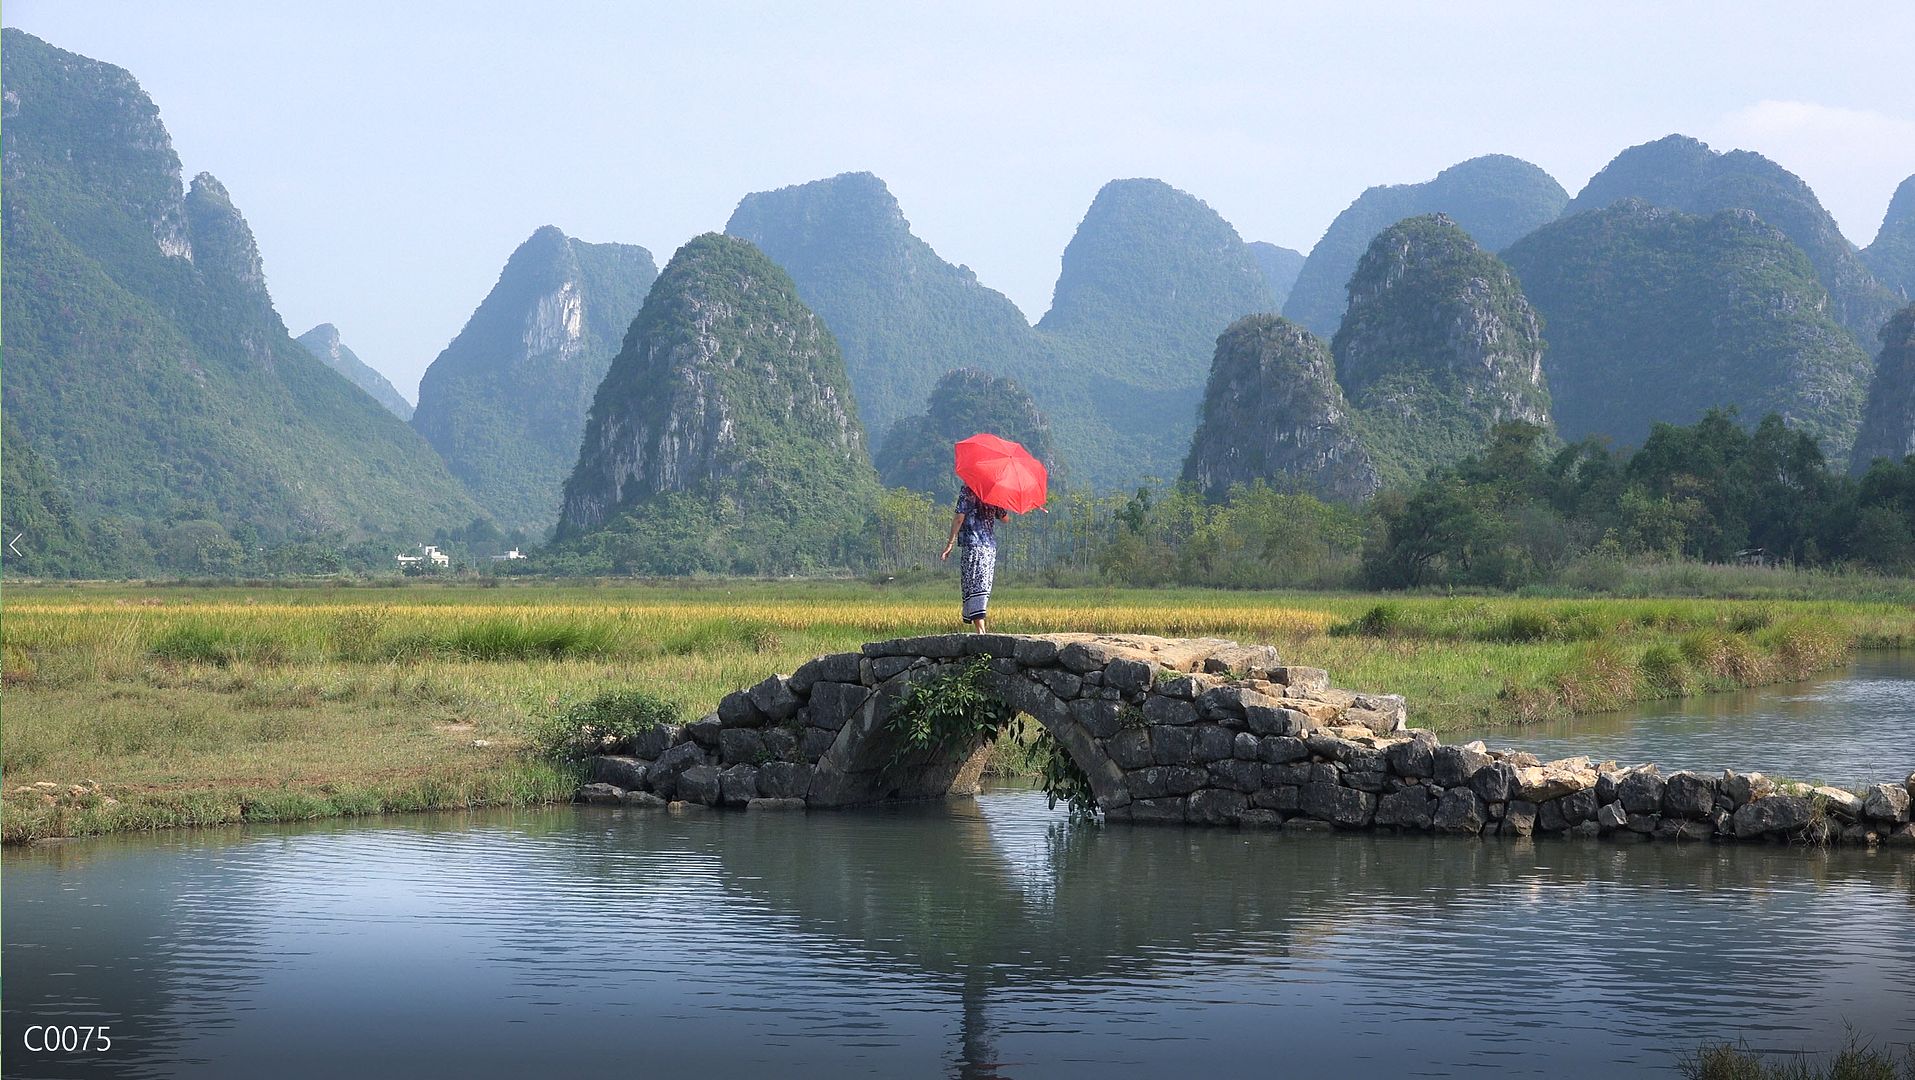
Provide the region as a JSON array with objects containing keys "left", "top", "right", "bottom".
[{"left": 953, "top": 433, "right": 1048, "bottom": 514}]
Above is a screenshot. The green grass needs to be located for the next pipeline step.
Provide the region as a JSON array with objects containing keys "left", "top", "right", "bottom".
[
  {"left": 3, "top": 580, "right": 1910, "bottom": 843},
  {"left": 1681, "top": 1036, "right": 1915, "bottom": 1080}
]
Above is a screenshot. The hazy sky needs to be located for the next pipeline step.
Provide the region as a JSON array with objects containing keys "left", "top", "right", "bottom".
[{"left": 9, "top": 1, "right": 1914, "bottom": 403}]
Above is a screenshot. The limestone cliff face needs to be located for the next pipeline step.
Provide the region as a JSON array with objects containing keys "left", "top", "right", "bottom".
[
  {"left": 183, "top": 172, "right": 271, "bottom": 314},
  {"left": 1851, "top": 305, "right": 1915, "bottom": 472},
  {"left": 411, "top": 225, "right": 656, "bottom": 531},
  {"left": 1864, "top": 175, "right": 1915, "bottom": 302},
  {"left": 559, "top": 234, "right": 877, "bottom": 536},
  {"left": 297, "top": 323, "right": 413, "bottom": 420},
  {"left": 1182, "top": 315, "right": 1379, "bottom": 503},
  {"left": 1331, "top": 214, "right": 1551, "bottom": 485}
]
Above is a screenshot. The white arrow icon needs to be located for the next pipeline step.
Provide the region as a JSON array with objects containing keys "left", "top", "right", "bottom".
[{"left": 7, "top": 533, "right": 22, "bottom": 557}]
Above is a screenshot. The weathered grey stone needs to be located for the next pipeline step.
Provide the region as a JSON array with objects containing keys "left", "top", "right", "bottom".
[
  {"left": 1502, "top": 800, "right": 1538, "bottom": 836},
  {"left": 576, "top": 782, "right": 624, "bottom": 804},
  {"left": 719, "top": 728, "right": 767, "bottom": 767},
  {"left": 1515, "top": 761, "right": 1596, "bottom": 802},
  {"left": 756, "top": 761, "right": 815, "bottom": 800},
  {"left": 991, "top": 673, "right": 1071, "bottom": 728},
  {"left": 1811, "top": 786, "right": 1864, "bottom": 820},
  {"left": 1657, "top": 817, "right": 1714, "bottom": 842},
  {"left": 1887, "top": 824, "right": 1915, "bottom": 847},
  {"left": 1254, "top": 785, "right": 1302, "bottom": 811},
  {"left": 678, "top": 765, "right": 722, "bottom": 805},
  {"left": 1386, "top": 734, "right": 1436, "bottom": 778},
  {"left": 1244, "top": 702, "right": 1307, "bottom": 737},
  {"left": 1156, "top": 673, "right": 1217, "bottom": 700},
  {"left": 1127, "top": 766, "right": 1208, "bottom": 799},
  {"left": 649, "top": 741, "right": 708, "bottom": 790},
  {"left": 1862, "top": 783, "right": 1911, "bottom": 823},
  {"left": 1080, "top": 670, "right": 1104, "bottom": 687},
  {"left": 1347, "top": 771, "right": 1391, "bottom": 794},
  {"left": 1663, "top": 771, "right": 1717, "bottom": 820},
  {"left": 1202, "top": 644, "right": 1282, "bottom": 679},
  {"left": 1709, "top": 808, "right": 1734, "bottom": 836},
  {"left": 1150, "top": 726, "right": 1198, "bottom": 765},
  {"left": 717, "top": 690, "right": 766, "bottom": 728},
  {"left": 1283, "top": 817, "right": 1334, "bottom": 833},
  {"left": 1238, "top": 809, "right": 1284, "bottom": 828},
  {"left": 1107, "top": 728, "right": 1153, "bottom": 769},
  {"left": 1264, "top": 762, "right": 1315, "bottom": 787},
  {"left": 1104, "top": 658, "right": 1154, "bottom": 693},
  {"left": 1721, "top": 770, "right": 1774, "bottom": 807},
  {"left": 1536, "top": 797, "right": 1567, "bottom": 832},
  {"left": 1122, "top": 796, "right": 1188, "bottom": 824},
  {"left": 864, "top": 634, "right": 965, "bottom": 658},
  {"left": 1268, "top": 666, "right": 1330, "bottom": 692},
  {"left": 1433, "top": 745, "right": 1493, "bottom": 788},
  {"left": 1567, "top": 820, "right": 1601, "bottom": 838},
  {"left": 789, "top": 652, "right": 861, "bottom": 693},
  {"left": 1597, "top": 803, "right": 1628, "bottom": 830},
  {"left": 1301, "top": 782, "right": 1376, "bottom": 827},
  {"left": 761, "top": 726, "right": 799, "bottom": 761},
  {"left": 592, "top": 755, "right": 649, "bottom": 790},
  {"left": 1374, "top": 788, "right": 1436, "bottom": 829},
  {"left": 1070, "top": 698, "right": 1122, "bottom": 738},
  {"left": 1233, "top": 732, "right": 1261, "bottom": 760},
  {"left": 1193, "top": 724, "right": 1236, "bottom": 763},
  {"left": 619, "top": 791, "right": 667, "bottom": 808},
  {"left": 1625, "top": 812, "right": 1657, "bottom": 834},
  {"left": 1471, "top": 762, "right": 1517, "bottom": 804},
  {"left": 1840, "top": 824, "right": 1879, "bottom": 845},
  {"left": 1136, "top": 694, "right": 1196, "bottom": 727},
  {"left": 989, "top": 656, "right": 1020, "bottom": 675},
  {"left": 1033, "top": 668, "right": 1083, "bottom": 699},
  {"left": 1207, "top": 759, "right": 1264, "bottom": 792},
  {"left": 807, "top": 681, "right": 871, "bottom": 731},
  {"left": 1196, "top": 686, "right": 1257, "bottom": 721},
  {"left": 1432, "top": 789, "right": 1487, "bottom": 834},
  {"left": 871, "top": 655, "right": 919, "bottom": 681},
  {"left": 1733, "top": 794, "right": 1812, "bottom": 837},
  {"left": 961, "top": 633, "right": 1023, "bottom": 657},
  {"left": 747, "top": 797, "right": 806, "bottom": 812},
  {"left": 1013, "top": 638, "right": 1059, "bottom": 665},
  {"left": 1350, "top": 693, "right": 1407, "bottom": 732},
  {"left": 800, "top": 727, "right": 836, "bottom": 761},
  {"left": 681, "top": 715, "right": 721, "bottom": 750},
  {"left": 629, "top": 723, "right": 684, "bottom": 760},
  {"left": 1617, "top": 766, "right": 1666, "bottom": 814},
  {"left": 718, "top": 764, "right": 760, "bottom": 805},
  {"left": 1559, "top": 788, "right": 1599, "bottom": 825},
  {"left": 1188, "top": 788, "right": 1249, "bottom": 825},
  {"left": 1304, "top": 735, "right": 1385, "bottom": 773},
  {"left": 747, "top": 675, "right": 801, "bottom": 721},
  {"left": 1259, "top": 736, "right": 1310, "bottom": 764},
  {"left": 1057, "top": 641, "right": 1118, "bottom": 673}
]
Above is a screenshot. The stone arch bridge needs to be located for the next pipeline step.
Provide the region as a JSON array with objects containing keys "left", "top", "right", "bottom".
[{"left": 579, "top": 632, "right": 1915, "bottom": 842}]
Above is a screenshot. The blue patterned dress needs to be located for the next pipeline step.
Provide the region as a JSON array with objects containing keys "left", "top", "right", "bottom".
[{"left": 954, "top": 487, "right": 1005, "bottom": 622}]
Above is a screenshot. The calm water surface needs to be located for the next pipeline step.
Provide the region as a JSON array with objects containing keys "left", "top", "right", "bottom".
[{"left": 7, "top": 655, "right": 1915, "bottom": 1079}]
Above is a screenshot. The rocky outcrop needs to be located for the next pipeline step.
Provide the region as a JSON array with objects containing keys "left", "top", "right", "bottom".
[
  {"left": 297, "top": 324, "right": 413, "bottom": 420},
  {"left": 1565, "top": 134, "right": 1900, "bottom": 347},
  {"left": 1504, "top": 200, "right": 1873, "bottom": 458},
  {"left": 1247, "top": 241, "right": 1306, "bottom": 308},
  {"left": 1283, "top": 155, "right": 1569, "bottom": 337},
  {"left": 1850, "top": 305, "right": 1915, "bottom": 471},
  {"left": 1863, "top": 175, "right": 1915, "bottom": 301},
  {"left": 875, "top": 368, "right": 1060, "bottom": 497},
  {"left": 1182, "top": 315, "right": 1380, "bottom": 502},
  {"left": 1331, "top": 214, "right": 1551, "bottom": 485},
  {"left": 558, "top": 233, "right": 878, "bottom": 541},
  {"left": 575, "top": 632, "right": 1915, "bottom": 848}
]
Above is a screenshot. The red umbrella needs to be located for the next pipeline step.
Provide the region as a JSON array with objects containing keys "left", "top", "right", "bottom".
[{"left": 954, "top": 433, "right": 1048, "bottom": 514}]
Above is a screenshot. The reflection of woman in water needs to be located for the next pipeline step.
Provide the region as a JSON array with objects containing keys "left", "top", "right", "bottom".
[{"left": 941, "top": 484, "right": 1008, "bottom": 632}]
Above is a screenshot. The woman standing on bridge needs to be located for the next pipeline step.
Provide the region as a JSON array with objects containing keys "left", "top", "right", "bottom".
[
  {"left": 941, "top": 484, "right": 1008, "bottom": 632},
  {"left": 941, "top": 434, "right": 1048, "bottom": 633}
]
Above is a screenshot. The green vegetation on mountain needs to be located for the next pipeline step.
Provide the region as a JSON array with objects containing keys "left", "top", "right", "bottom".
[
  {"left": 1566, "top": 135, "right": 1900, "bottom": 345},
  {"left": 296, "top": 323, "right": 413, "bottom": 420},
  {"left": 1862, "top": 174, "right": 1915, "bottom": 301},
  {"left": 1850, "top": 304, "right": 1915, "bottom": 473},
  {"left": 1246, "top": 241, "right": 1306, "bottom": 307},
  {"left": 1503, "top": 199, "right": 1872, "bottom": 459},
  {"left": 0, "top": 29, "right": 480, "bottom": 576},
  {"left": 411, "top": 226, "right": 656, "bottom": 534},
  {"left": 1, "top": 420, "right": 146, "bottom": 577},
  {"left": 1332, "top": 214, "right": 1552, "bottom": 486},
  {"left": 725, "top": 172, "right": 1053, "bottom": 440},
  {"left": 1283, "top": 155, "right": 1569, "bottom": 337},
  {"left": 1183, "top": 315, "right": 1379, "bottom": 502},
  {"left": 553, "top": 234, "right": 881, "bottom": 573},
  {"left": 875, "top": 368, "right": 1059, "bottom": 497},
  {"left": 1036, "top": 178, "right": 1279, "bottom": 489}
]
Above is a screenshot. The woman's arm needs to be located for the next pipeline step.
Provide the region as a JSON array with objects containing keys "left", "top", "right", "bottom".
[{"left": 940, "top": 512, "right": 964, "bottom": 561}]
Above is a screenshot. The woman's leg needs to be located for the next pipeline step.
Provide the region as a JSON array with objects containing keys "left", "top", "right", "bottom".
[{"left": 960, "top": 544, "right": 996, "bottom": 630}]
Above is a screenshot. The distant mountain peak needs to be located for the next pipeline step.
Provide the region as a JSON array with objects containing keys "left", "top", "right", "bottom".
[{"left": 296, "top": 323, "right": 414, "bottom": 421}]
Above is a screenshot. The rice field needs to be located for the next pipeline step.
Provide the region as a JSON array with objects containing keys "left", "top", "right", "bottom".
[{"left": 4, "top": 580, "right": 1910, "bottom": 843}]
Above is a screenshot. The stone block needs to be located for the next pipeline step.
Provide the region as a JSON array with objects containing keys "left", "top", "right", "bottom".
[
  {"left": 756, "top": 761, "right": 815, "bottom": 800},
  {"left": 717, "top": 690, "right": 766, "bottom": 728},
  {"left": 789, "top": 652, "right": 861, "bottom": 694},
  {"left": 1232, "top": 732, "right": 1261, "bottom": 760},
  {"left": 1013, "top": 637, "right": 1059, "bottom": 665},
  {"left": 1617, "top": 766, "right": 1665, "bottom": 814},
  {"left": 1105, "top": 658, "right": 1154, "bottom": 694},
  {"left": 807, "top": 681, "right": 871, "bottom": 731},
  {"left": 747, "top": 797, "right": 806, "bottom": 812},
  {"left": 1300, "top": 783, "right": 1375, "bottom": 828},
  {"left": 1070, "top": 697, "right": 1122, "bottom": 738},
  {"left": 677, "top": 765, "right": 722, "bottom": 805},
  {"left": 1811, "top": 786, "right": 1863, "bottom": 820},
  {"left": 1268, "top": 666, "right": 1330, "bottom": 692},
  {"left": 1156, "top": 673, "right": 1217, "bottom": 700},
  {"left": 1515, "top": 761, "right": 1596, "bottom": 802},
  {"left": 1284, "top": 818, "right": 1334, "bottom": 833},
  {"left": 1862, "top": 783, "right": 1911, "bottom": 823},
  {"left": 1033, "top": 668, "right": 1083, "bottom": 699},
  {"left": 1253, "top": 785, "right": 1301, "bottom": 811},
  {"left": 619, "top": 791, "right": 667, "bottom": 809},
  {"left": 1625, "top": 812, "right": 1658, "bottom": 834},
  {"left": 1721, "top": 770, "right": 1774, "bottom": 807},
  {"left": 1264, "top": 762, "right": 1315, "bottom": 786},
  {"left": 871, "top": 655, "right": 919, "bottom": 681},
  {"left": 1471, "top": 762, "right": 1517, "bottom": 803},
  {"left": 1057, "top": 641, "right": 1118, "bottom": 673},
  {"left": 800, "top": 727, "right": 837, "bottom": 761},
  {"left": 1123, "top": 797, "right": 1188, "bottom": 824},
  {"left": 864, "top": 634, "right": 966, "bottom": 658},
  {"left": 747, "top": 675, "right": 801, "bottom": 721},
  {"left": 1558, "top": 788, "right": 1598, "bottom": 825},
  {"left": 1126, "top": 766, "right": 1208, "bottom": 800},
  {"left": 1193, "top": 724, "right": 1236, "bottom": 763},
  {"left": 1351, "top": 693, "right": 1407, "bottom": 731},
  {"left": 1344, "top": 770, "right": 1389, "bottom": 794},
  {"left": 1150, "top": 726, "right": 1198, "bottom": 765},
  {"left": 592, "top": 755, "right": 649, "bottom": 790},
  {"left": 1662, "top": 771, "right": 1717, "bottom": 820},
  {"left": 1433, "top": 745, "right": 1492, "bottom": 788},
  {"left": 1385, "top": 734, "right": 1436, "bottom": 779},
  {"left": 1141, "top": 695, "right": 1197, "bottom": 726},
  {"left": 719, "top": 728, "right": 767, "bottom": 767},
  {"left": 687, "top": 714, "right": 724, "bottom": 748},
  {"left": 1196, "top": 686, "right": 1257, "bottom": 721},
  {"left": 718, "top": 764, "right": 760, "bottom": 805},
  {"left": 1432, "top": 789, "right": 1487, "bottom": 834},
  {"left": 761, "top": 726, "right": 799, "bottom": 761},
  {"left": 961, "top": 633, "right": 1023, "bottom": 657},
  {"left": 1504, "top": 800, "right": 1538, "bottom": 836},
  {"left": 1202, "top": 644, "right": 1282, "bottom": 679},
  {"left": 576, "top": 782, "right": 624, "bottom": 804},
  {"left": 1207, "top": 759, "right": 1264, "bottom": 793},
  {"left": 1374, "top": 788, "right": 1436, "bottom": 829},
  {"left": 1106, "top": 728, "right": 1153, "bottom": 769},
  {"left": 1733, "top": 794, "right": 1812, "bottom": 837},
  {"left": 1238, "top": 809, "right": 1284, "bottom": 828},
  {"left": 1597, "top": 802, "right": 1628, "bottom": 830},
  {"left": 1188, "top": 788, "right": 1249, "bottom": 825},
  {"left": 629, "top": 724, "right": 683, "bottom": 760},
  {"left": 649, "top": 741, "right": 708, "bottom": 784},
  {"left": 1244, "top": 702, "right": 1306, "bottom": 737}
]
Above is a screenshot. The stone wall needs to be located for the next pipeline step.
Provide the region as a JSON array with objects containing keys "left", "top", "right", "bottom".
[{"left": 575, "top": 633, "right": 1915, "bottom": 847}]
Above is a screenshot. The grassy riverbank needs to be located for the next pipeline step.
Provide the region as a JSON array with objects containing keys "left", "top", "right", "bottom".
[{"left": 5, "top": 581, "right": 1912, "bottom": 843}]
